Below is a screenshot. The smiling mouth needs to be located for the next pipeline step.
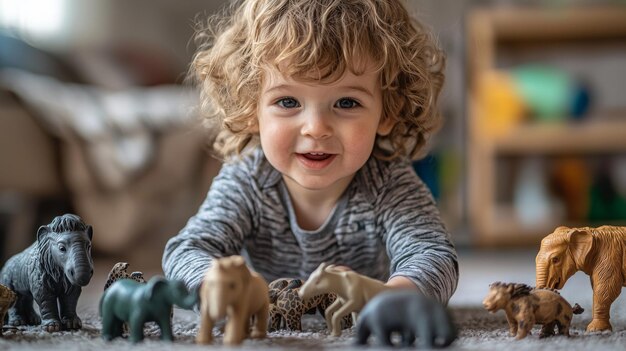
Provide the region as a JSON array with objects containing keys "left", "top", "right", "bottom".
[
  {"left": 296, "top": 152, "right": 336, "bottom": 170},
  {"left": 300, "top": 152, "right": 333, "bottom": 161}
]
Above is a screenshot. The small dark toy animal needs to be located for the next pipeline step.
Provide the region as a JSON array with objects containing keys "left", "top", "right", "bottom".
[
  {"left": 268, "top": 278, "right": 351, "bottom": 331},
  {"left": 100, "top": 276, "right": 197, "bottom": 343},
  {"left": 103, "top": 262, "right": 148, "bottom": 335},
  {"left": 482, "top": 282, "right": 584, "bottom": 339},
  {"left": 0, "top": 214, "right": 94, "bottom": 332},
  {"left": 356, "top": 290, "right": 457, "bottom": 348}
]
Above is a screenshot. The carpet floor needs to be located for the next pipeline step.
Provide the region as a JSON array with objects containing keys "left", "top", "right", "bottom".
[{"left": 2, "top": 250, "right": 625, "bottom": 350}]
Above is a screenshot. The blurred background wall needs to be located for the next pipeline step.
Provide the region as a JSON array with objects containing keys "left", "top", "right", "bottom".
[{"left": 1, "top": 0, "right": 625, "bottom": 270}]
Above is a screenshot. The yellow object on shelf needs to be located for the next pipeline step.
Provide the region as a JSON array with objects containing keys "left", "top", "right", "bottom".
[{"left": 476, "top": 70, "right": 526, "bottom": 137}]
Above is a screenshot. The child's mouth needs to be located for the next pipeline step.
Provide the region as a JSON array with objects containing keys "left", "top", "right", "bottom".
[
  {"left": 296, "top": 152, "right": 336, "bottom": 170},
  {"left": 301, "top": 152, "right": 332, "bottom": 161}
]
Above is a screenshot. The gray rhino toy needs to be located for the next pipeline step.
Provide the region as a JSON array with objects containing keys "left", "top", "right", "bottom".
[
  {"left": 0, "top": 214, "right": 94, "bottom": 332},
  {"left": 356, "top": 290, "right": 457, "bottom": 348}
]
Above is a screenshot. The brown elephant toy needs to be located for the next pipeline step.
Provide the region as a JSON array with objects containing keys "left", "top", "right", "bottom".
[{"left": 535, "top": 225, "right": 626, "bottom": 332}]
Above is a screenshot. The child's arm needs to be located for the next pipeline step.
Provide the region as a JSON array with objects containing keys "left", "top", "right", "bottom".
[
  {"left": 161, "top": 159, "right": 258, "bottom": 291},
  {"left": 385, "top": 276, "right": 422, "bottom": 291},
  {"left": 380, "top": 162, "right": 459, "bottom": 304}
]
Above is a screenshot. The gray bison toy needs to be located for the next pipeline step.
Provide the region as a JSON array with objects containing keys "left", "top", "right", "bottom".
[
  {"left": 356, "top": 290, "right": 457, "bottom": 348},
  {"left": 0, "top": 214, "right": 94, "bottom": 332}
]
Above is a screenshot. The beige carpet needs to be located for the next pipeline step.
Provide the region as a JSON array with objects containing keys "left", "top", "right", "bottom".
[{"left": 2, "top": 250, "right": 626, "bottom": 350}]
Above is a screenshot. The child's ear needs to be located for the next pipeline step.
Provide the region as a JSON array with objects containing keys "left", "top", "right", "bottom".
[
  {"left": 247, "top": 117, "right": 260, "bottom": 133},
  {"left": 376, "top": 116, "right": 395, "bottom": 136}
]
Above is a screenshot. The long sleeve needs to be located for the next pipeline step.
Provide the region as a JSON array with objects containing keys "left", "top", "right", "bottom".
[
  {"left": 379, "top": 162, "right": 459, "bottom": 304},
  {"left": 162, "top": 158, "right": 258, "bottom": 290}
]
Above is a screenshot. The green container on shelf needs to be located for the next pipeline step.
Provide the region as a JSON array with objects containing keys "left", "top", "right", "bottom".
[{"left": 512, "top": 65, "right": 574, "bottom": 122}]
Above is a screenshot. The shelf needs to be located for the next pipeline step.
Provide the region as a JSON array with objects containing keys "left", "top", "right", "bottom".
[
  {"left": 475, "top": 6, "right": 626, "bottom": 44},
  {"left": 474, "top": 205, "right": 626, "bottom": 247},
  {"left": 492, "top": 118, "right": 626, "bottom": 155},
  {"left": 466, "top": 6, "right": 626, "bottom": 247}
]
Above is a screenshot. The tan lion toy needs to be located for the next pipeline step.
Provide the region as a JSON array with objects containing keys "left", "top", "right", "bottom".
[
  {"left": 299, "top": 262, "right": 389, "bottom": 337},
  {"left": 196, "top": 256, "right": 269, "bottom": 345},
  {"left": 535, "top": 225, "right": 626, "bottom": 332},
  {"left": 483, "top": 282, "right": 584, "bottom": 339}
]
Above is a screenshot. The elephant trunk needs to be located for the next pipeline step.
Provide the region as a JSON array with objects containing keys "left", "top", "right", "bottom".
[
  {"left": 178, "top": 289, "right": 198, "bottom": 310},
  {"left": 535, "top": 264, "right": 548, "bottom": 289},
  {"left": 66, "top": 247, "right": 94, "bottom": 286}
]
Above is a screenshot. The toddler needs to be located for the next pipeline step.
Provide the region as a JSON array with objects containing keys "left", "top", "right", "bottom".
[{"left": 163, "top": 0, "right": 458, "bottom": 303}]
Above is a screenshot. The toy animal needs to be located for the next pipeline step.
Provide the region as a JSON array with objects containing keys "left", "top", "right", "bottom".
[
  {"left": 0, "top": 214, "right": 94, "bottom": 332},
  {"left": 482, "top": 282, "right": 583, "bottom": 339},
  {"left": 103, "top": 262, "right": 150, "bottom": 335},
  {"left": 103, "top": 262, "right": 146, "bottom": 290},
  {"left": 299, "top": 262, "right": 390, "bottom": 337},
  {"left": 356, "top": 290, "right": 457, "bottom": 348},
  {"left": 99, "top": 276, "right": 197, "bottom": 343},
  {"left": 0, "top": 284, "right": 17, "bottom": 336},
  {"left": 196, "top": 255, "right": 269, "bottom": 345},
  {"left": 535, "top": 225, "right": 626, "bottom": 331},
  {"left": 268, "top": 278, "right": 351, "bottom": 331}
]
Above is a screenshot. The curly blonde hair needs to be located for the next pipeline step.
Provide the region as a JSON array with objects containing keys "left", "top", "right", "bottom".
[{"left": 190, "top": 0, "right": 445, "bottom": 160}]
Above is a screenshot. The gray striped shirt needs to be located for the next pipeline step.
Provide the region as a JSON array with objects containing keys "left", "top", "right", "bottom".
[{"left": 162, "top": 148, "right": 458, "bottom": 303}]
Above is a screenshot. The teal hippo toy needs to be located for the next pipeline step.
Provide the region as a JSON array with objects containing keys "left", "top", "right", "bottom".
[{"left": 99, "top": 276, "right": 197, "bottom": 343}]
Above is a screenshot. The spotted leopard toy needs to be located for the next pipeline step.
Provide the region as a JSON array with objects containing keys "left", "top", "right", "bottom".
[
  {"left": 268, "top": 278, "right": 352, "bottom": 331},
  {"left": 0, "top": 284, "right": 17, "bottom": 336},
  {"left": 103, "top": 262, "right": 146, "bottom": 291}
]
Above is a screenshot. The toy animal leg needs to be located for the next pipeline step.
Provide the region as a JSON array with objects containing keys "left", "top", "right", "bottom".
[
  {"left": 401, "top": 328, "right": 416, "bottom": 347},
  {"left": 59, "top": 288, "right": 82, "bottom": 330},
  {"left": 330, "top": 301, "right": 357, "bottom": 337},
  {"left": 251, "top": 303, "right": 269, "bottom": 338},
  {"left": 285, "top": 313, "right": 302, "bottom": 331},
  {"left": 416, "top": 316, "right": 435, "bottom": 349},
  {"left": 268, "top": 307, "right": 282, "bottom": 331},
  {"left": 223, "top": 317, "right": 245, "bottom": 345},
  {"left": 588, "top": 281, "right": 618, "bottom": 332},
  {"left": 515, "top": 316, "right": 534, "bottom": 340},
  {"left": 556, "top": 319, "right": 570, "bottom": 336},
  {"left": 539, "top": 322, "right": 556, "bottom": 338},
  {"left": 505, "top": 311, "right": 517, "bottom": 336},
  {"left": 36, "top": 296, "right": 62, "bottom": 332},
  {"left": 355, "top": 322, "right": 371, "bottom": 345},
  {"left": 8, "top": 294, "right": 40, "bottom": 326},
  {"left": 128, "top": 315, "right": 146, "bottom": 343},
  {"left": 324, "top": 299, "right": 342, "bottom": 333},
  {"left": 157, "top": 314, "right": 173, "bottom": 341},
  {"left": 196, "top": 315, "right": 214, "bottom": 344},
  {"left": 100, "top": 312, "right": 123, "bottom": 341}
]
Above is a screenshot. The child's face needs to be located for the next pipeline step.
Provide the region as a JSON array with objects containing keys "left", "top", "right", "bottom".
[{"left": 257, "top": 65, "right": 394, "bottom": 195}]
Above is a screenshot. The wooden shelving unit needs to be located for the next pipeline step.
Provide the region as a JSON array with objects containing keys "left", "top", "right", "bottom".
[{"left": 466, "top": 6, "right": 626, "bottom": 247}]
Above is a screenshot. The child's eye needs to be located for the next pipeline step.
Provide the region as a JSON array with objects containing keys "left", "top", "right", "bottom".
[
  {"left": 276, "top": 97, "right": 300, "bottom": 109},
  {"left": 335, "top": 98, "right": 360, "bottom": 109}
]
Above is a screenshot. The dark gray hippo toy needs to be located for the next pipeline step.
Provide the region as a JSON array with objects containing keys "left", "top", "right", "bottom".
[
  {"left": 356, "top": 290, "right": 457, "bottom": 348},
  {"left": 100, "top": 276, "right": 197, "bottom": 343},
  {"left": 0, "top": 214, "right": 94, "bottom": 332}
]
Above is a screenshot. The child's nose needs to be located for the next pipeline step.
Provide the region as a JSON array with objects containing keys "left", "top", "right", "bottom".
[{"left": 301, "top": 110, "right": 332, "bottom": 139}]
